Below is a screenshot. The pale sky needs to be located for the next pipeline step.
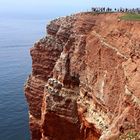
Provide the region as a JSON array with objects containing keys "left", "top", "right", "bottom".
[{"left": 0, "top": 0, "right": 139, "bottom": 18}]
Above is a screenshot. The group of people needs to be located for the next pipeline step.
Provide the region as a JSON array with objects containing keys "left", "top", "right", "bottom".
[{"left": 91, "top": 7, "right": 140, "bottom": 14}]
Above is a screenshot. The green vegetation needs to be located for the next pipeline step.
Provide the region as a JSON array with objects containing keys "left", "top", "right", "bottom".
[
  {"left": 120, "top": 13, "right": 140, "bottom": 21},
  {"left": 119, "top": 131, "right": 140, "bottom": 140}
]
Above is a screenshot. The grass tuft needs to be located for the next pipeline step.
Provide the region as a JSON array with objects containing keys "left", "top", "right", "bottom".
[{"left": 119, "top": 131, "right": 140, "bottom": 140}]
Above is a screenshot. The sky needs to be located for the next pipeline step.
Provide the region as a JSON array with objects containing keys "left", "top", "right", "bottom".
[{"left": 0, "top": 0, "right": 139, "bottom": 19}]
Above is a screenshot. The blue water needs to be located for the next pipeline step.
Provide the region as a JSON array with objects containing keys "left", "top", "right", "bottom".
[{"left": 0, "top": 17, "right": 48, "bottom": 140}]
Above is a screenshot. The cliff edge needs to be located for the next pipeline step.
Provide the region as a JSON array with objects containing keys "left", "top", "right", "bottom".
[{"left": 24, "top": 13, "right": 140, "bottom": 140}]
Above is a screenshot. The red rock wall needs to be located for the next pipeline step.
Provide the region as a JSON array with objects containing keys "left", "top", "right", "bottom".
[{"left": 24, "top": 13, "right": 140, "bottom": 140}]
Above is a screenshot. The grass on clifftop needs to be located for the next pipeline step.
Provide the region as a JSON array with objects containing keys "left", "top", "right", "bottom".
[{"left": 120, "top": 13, "right": 140, "bottom": 21}]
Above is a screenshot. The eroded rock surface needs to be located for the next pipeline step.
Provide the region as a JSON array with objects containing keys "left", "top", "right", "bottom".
[{"left": 24, "top": 13, "right": 140, "bottom": 140}]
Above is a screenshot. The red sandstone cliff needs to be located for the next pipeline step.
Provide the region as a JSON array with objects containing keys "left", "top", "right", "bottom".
[{"left": 24, "top": 13, "right": 140, "bottom": 140}]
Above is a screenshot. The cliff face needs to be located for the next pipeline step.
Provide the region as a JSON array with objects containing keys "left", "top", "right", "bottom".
[{"left": 24, "top": 13, "right": 140, "bottom": 140}]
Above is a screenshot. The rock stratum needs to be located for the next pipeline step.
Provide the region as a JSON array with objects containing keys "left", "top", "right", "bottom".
[{"left": 24, "top": 13, "right": 140, "bottom": 140}]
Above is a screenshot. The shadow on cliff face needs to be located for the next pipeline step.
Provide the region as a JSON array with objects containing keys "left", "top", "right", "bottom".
[
  {"left": 42, "top": 100, "right": 101, "bottom": 140},
  {"left": 42, "top": 112, "right": 81, "bottom": 140}
]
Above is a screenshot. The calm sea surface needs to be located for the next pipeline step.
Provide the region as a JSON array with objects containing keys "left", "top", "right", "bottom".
[{"left": 0, "top": 17, "right": 48, "bottom": 140}]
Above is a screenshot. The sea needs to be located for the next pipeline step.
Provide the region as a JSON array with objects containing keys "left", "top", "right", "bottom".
[
  {"left": 0, "top": 16, "right": 49, "bottom": 140},
  {"left": 0, "top": 7, "right": 86, "bottom": 139}
]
